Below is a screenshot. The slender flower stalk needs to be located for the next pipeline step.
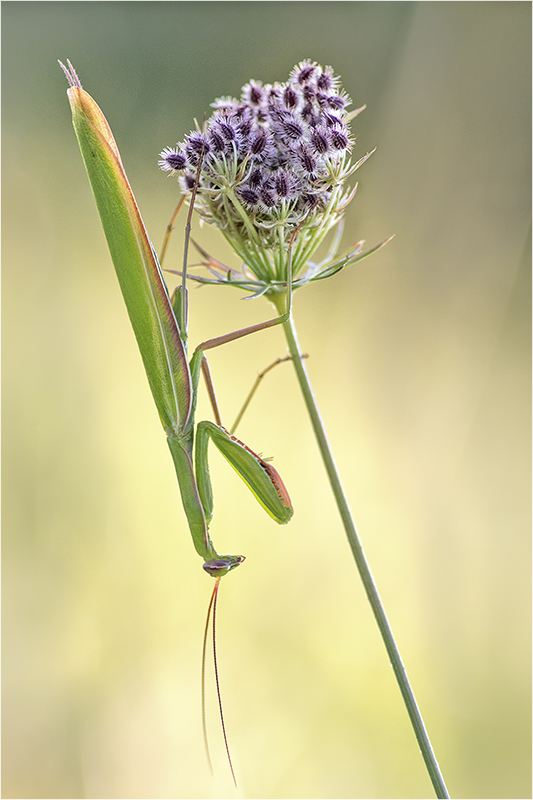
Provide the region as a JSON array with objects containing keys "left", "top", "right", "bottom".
[
  {"left": 275, "top": 303, "right": 449, "bottom": 799},
  {"left": 160, "top": 60, "right": 450, "bottom": 798}
]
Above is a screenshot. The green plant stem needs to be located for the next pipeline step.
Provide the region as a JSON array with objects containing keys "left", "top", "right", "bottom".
[{"left": 280, "top": 309, "right": 450, "bottom": 800}]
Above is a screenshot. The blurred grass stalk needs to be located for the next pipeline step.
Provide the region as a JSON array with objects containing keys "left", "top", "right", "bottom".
[{"left": 62, "top": 61, "right": 449, "bottom": 798}]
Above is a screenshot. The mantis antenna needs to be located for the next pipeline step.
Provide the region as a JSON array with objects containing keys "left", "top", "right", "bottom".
[
  {"left": 201, "top": 577, "right": 237, "bottom": 786},
  {"left": 201, "top": 577, "right": 237, "bottom": 787}
]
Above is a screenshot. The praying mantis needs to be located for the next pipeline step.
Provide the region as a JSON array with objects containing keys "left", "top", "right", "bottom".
[{"left": 60, "top": 60, "right": 299, "bottom": 783}]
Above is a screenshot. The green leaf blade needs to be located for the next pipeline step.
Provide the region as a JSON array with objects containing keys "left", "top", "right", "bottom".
[{"left": 67, "top": 86, "right": 191, "bottom": 435}]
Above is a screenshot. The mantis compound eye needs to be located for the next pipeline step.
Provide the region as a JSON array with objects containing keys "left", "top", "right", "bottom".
[{"left": 202, "top": 555, "right": 245, "bottom": 578}]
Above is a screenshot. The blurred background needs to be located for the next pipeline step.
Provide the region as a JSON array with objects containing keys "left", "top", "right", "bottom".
[{"left": 3, "top": 3, "right": 531, "bottom": 798}]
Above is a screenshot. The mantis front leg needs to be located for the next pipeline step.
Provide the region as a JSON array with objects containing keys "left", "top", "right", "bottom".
[
  {"left": 165, "top": 341, "right": 293, "bottom": 581},
  {"left": 194, "top": 419, "right": 293, "bottom": 527},
  {"left": 165, "top": 419, "right": 292, "bottom": 577}
]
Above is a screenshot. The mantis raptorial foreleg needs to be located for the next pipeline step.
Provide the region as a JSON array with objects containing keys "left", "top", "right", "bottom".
[
  {"left": 194, "top": 420, "right": 293, "bottom": 526},
  {"left": 164, "top": 308, "right": 293, "bottom": 544}
]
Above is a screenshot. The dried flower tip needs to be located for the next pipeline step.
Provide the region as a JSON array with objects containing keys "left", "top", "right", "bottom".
[
  {"left": 310, "top": 128, "right": 330, "bottom": 155},
  {"left": 238, "top": 186, "right": 260, "bottom": 207},
  {"left": 210, "top": 95, "right": 239, "bottom": 112},
  {"left": 280, "top": 117, "right": 304, "bottom": 141},
  {"left": 291, "top": 59, "right": 318, "bottom": 85},
  {"left": 330, "top": 129, "right": 350, "bottom": 150},
  {"left": 317, "top": 67, "right": 334, "bottom": 91},
  {"left": 283, "top": 86, "right": 299, "bottom": 109},
  {"left": 215, "top": 118, "right": 238, "bottom": 141},
  {"left": 259, "top": 188, "right": 276, "bottom": 210},
  {"left": 295, "top": 146, "right": 317, "bottom": 175},
  {"left": 250, "top": 131, "right": 269, "bottom": 156},
  {"left": 209, "top": 129, "right": 226, "bottom": 153},
  {"left": 248, "top": 167, "right": 264, "bottom": 188},
  {"left": 242, "top": 80, "right": 265, "bottom": 106},
  {"left": 159, "top": 146, "right": 187, "bottom": 172}
]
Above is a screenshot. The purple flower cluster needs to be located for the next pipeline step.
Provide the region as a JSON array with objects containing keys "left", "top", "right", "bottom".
[{"left": 159, "top": 60, "right": 354, "bottom": 219}]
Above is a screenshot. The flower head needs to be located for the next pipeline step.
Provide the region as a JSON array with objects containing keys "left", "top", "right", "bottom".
[{"left": 159, "top": 61, "right": 378, "bottom": 295}]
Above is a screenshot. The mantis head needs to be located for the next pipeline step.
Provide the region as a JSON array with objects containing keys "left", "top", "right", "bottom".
[{"left": 202, "top": 555, "right": 245, "bottom": 578}]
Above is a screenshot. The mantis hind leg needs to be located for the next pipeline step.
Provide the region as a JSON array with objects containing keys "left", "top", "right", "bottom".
[
  {"left": 199, "top": 350, "right": 308, "bottom": 434},
  {"left": 229, "top": 353, "right": 309, "bottom": 434}
]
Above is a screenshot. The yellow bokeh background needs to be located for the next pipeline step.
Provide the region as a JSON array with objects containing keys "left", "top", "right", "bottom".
[{"left": 3, "top": 3, "right": 530, "bottom": 798}]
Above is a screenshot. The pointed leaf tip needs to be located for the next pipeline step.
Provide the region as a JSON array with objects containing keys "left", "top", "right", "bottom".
[
  {"left": 58, "top": 59, "right": 82, "bottom": 88},
  {"left": 65, "top": 77, "right": 192, "bottom": 433}
]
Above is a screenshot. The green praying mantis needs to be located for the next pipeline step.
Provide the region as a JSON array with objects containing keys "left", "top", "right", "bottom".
[{"left": 60, "top": 60, "right": 300, "bottom": 783}]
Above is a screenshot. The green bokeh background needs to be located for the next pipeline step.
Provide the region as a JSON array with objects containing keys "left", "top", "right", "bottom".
[{"left": 3, "top": 2, "right": 531, "bottom": 798}]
